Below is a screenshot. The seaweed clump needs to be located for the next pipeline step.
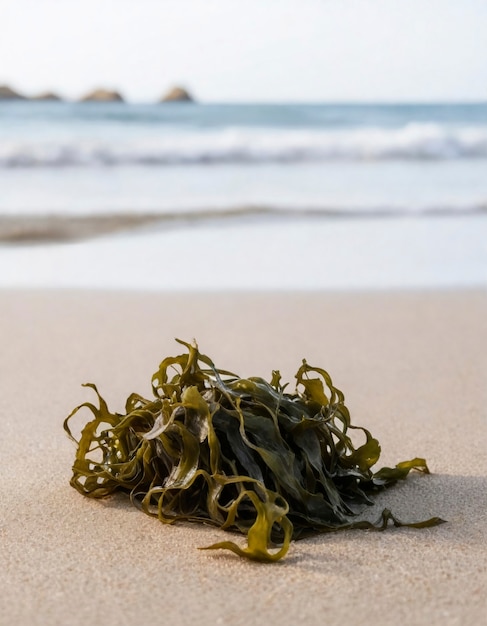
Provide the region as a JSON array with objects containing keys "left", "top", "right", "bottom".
[{"left": 64, "top": 339, "right": 443, "bottom": 562}]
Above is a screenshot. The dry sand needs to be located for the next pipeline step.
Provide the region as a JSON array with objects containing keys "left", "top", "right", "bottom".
[{"left": 1, "top": 289, "right": 486, "bottom": 626}]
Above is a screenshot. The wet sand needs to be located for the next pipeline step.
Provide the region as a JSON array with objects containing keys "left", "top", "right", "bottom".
[{"left": 2, "top": 206, "right": 484, "bottom": 244}]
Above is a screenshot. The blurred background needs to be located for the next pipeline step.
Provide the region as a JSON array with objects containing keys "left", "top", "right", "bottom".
[{"left": 0, "top": 0, "right": 486, "bottom": 290}]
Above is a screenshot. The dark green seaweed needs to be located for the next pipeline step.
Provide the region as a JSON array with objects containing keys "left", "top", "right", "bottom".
[{"left": 64, "top": 339, "right": 444, "bottom": 562}]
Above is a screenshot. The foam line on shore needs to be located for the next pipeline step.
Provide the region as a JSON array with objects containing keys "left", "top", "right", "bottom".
[{"left": 1, "top": 203, "right": 486, "bottom": 244}]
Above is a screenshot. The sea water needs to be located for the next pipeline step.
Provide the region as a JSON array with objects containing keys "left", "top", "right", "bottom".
[{"left": 0, "top": 101, "right": 486, "bottom": 289}]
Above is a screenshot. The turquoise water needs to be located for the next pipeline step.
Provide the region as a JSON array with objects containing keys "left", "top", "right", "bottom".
[
  {"left": 2, "top": 102, "right": 487, "bottom": 165},
  {"left": 1, "top": 102, "right": 486, "bottom": 217},
  {"left": 2, "top": 101, "right": 487, "bottom": 132},
  {"left": 1, "top": 102, "right": 486, "bottom": 290}
]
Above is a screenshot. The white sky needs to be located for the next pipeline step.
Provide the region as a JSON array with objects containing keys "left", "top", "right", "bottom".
[{"left": 1, "top": 0, "right": 486, "bottom": 102}]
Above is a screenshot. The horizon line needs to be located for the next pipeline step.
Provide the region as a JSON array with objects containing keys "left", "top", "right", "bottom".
[{"left": 1, "top": 82, "right": 486, "bottom": 106}]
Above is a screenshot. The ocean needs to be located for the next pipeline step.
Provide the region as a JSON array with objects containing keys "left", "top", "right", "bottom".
[{"left": 0, "top": 101, "right": 486, "bottom": 289}]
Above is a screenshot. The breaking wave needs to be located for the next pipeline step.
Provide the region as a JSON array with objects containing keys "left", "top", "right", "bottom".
[{"left": 1, "top": 123, "right": 487, "bottom": 167}]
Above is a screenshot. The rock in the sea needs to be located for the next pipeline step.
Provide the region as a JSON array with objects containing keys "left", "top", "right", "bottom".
[
  {"left": 31, "top": 91, "right": 63, "bottom": 101},
  {"left": 79, "top": 88, "right": 124, "bottom": 102},
  {"left": 160, "top": 86, "right": 194, "bottom": 102},
  {"left": 0, "top": 85, "right": 26, "bottom": 100}
]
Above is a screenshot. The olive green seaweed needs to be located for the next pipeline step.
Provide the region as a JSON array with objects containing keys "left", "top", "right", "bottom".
[{"left": 64, "top": 339, "right": 444, "bottom": 562}]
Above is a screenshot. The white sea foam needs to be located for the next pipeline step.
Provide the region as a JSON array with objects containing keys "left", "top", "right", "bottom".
[{"left": 1, "top": 124, "right": 487, "bottom": 167}]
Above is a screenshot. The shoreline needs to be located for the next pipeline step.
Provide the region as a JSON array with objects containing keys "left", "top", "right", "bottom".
[
  {"left": 1, "top": 206, "right": 486, "bottom": 244},
  {"left": 1, "top": 213, "right": 486, "bottom": 291},
  {"left": 1, "top": 289, "right": 486, "bottom": 625}
]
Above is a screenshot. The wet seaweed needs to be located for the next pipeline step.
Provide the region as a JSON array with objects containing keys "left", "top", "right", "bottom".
[{"left": 64, "top": 339, "right": 444, "bottom": 562}]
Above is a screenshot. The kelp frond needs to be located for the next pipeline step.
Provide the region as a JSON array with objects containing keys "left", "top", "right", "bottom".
[{"left": 64, "top": 339, "right": 444, "bottom": 562}]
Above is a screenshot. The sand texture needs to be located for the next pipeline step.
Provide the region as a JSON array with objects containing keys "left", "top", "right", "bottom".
[{"left": 1, "top": 289, "right": 486, "bottom": 626}]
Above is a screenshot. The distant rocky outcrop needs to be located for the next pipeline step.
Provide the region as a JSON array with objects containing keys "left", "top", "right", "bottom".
[
  {"left": 160, "top": 86, "right": 194, "bottom": 102},
  {"left": 31, "top": 91, "right": 63, "bottom": 101},
  {"left": 0, "top": 85, "right": 26, "bottom": 100},
  {"left": 79, "top": 88, "right": 124, "bottom": 102}
]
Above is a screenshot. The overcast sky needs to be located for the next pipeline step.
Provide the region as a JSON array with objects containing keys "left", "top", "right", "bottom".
[{"left": 1, "top": 0, "right": 486, "bottom": 102}]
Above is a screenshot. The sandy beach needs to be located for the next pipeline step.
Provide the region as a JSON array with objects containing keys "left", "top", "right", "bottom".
[{"left": 1, "top": 288, "right": 486, "bottom": 626}]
